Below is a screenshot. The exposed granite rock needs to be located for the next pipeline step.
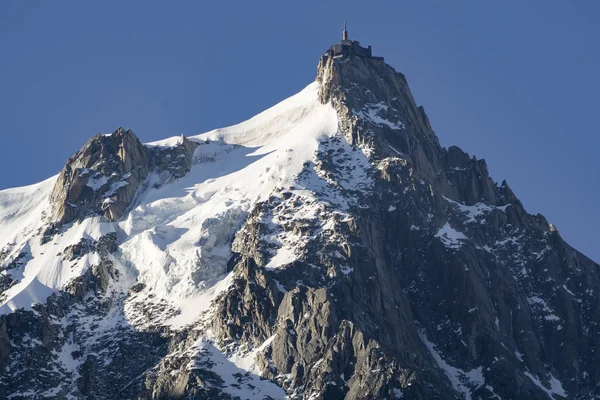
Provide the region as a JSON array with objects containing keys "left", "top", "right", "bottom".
[
  {"left": 62, "top": 238, "right": 95, "bottom": 261},
  {"left": 49, "top": 129, "right": 200, "bottom": 227},
  {"left": 49, "top": 127, "right": 150, "bottom": 224},
  {"left": 0, "top": 275, "right": 15, "bottom": 304},
  {"left": 211, "top": 257, "right": 282, "bottom": 346},
  {"left": 0, "top": 249, "right": 32, "bottom": 303},
  {"left": 149, "top": 134, "right": 200, "bottom": 182}
]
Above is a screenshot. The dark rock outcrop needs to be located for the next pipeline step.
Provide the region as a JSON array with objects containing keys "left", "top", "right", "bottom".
[{"left": 149, "top": 134, "right": 200, "bottom": 182}]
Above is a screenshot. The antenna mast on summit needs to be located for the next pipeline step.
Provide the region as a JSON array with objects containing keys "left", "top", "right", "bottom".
[{"left": 342, "top": 22, "right": 348, "bottom": 41}]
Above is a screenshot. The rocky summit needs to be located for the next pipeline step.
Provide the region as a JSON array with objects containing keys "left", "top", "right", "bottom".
[{"left": 0, "top": 38, "right": 598, "bottom": 400}]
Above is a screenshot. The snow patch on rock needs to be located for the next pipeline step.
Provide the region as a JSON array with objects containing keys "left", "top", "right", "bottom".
[
  {"left": 419, "top": 330, "right": 484, "bottom": 400},
  {"left": 443, "top": 195, "right": 509, "bottom": 224},
  {"left": 186, "top": 336, "right": 286, "bottom": 399},
  {"left": 524, "top": 371, "right": 566, "bottom": 399},
  {"left": 354, "top": 102, "right": 406, "bottom": 130},
  {"left": 435, "top": 222, "right": 467, "bottom": 249}
]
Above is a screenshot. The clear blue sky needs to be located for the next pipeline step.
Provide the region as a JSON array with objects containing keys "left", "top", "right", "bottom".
[{"left": 1, "top": 1, "right": 598, "bottom": 262}]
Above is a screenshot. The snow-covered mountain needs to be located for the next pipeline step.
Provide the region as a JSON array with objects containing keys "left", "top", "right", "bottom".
[{"left": 1, "top": 39, "right": 599, "bottom": 400}]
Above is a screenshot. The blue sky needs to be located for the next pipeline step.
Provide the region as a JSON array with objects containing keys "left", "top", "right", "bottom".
[{"left": 1, "top": 1, "right": 598, "bottom": 262}]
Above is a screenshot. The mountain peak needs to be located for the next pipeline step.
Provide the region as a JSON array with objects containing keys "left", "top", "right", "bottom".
[
  {"left": 1, "top": 35, "right": 599, "bottom": 400},
  {"left": 324, "top": 23, "right": 383, "bottom": 61}
]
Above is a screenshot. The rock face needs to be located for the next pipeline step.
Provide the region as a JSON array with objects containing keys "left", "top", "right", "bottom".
[
  {"left": 1, "top": 48, "right": 599, "bottom": 400},
  {"left": 49, "top": 128, "right": 199, "bottom": 226},
  {"left": 205, "top": 54, "right": 600, "bottom": 399},
  {"left": 50, "top": 127, "right": 150, "bottom": 223},
  {"left": 149, "top": 134, "right": 200, "bottom": 181}
]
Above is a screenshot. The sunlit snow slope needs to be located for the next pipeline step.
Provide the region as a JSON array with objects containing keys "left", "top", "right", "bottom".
[{"left": 0, "top": 82, "right": 338, "bottom": 323}]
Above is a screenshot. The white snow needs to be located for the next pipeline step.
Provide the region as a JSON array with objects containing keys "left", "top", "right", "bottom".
[
  {"left": 0, "top": 61, "right": 576, "bottom": 400},
  {"left": 0, "top": 278, "right": 54, "bottom": 315},
  {"left": 419, "top": 330, "right": 484, "bottom": 400},
  {"left": 52, "top": 331, "right": 81, "bottom": 380},
  {"left": 354, "top": 102, "right": 406, "bottom": 130},
  {"left": 388, "top": 144, "right": 402, "bottom": 155},
  {"left": 562, "top": 284, "right": 576, "bottom": 296},
  {"left": 485, "top": 384, "right": 502, "bottom": 399},
  {"left": 186, "top": 336, "right": 286, "bottom": 399},
  {"left": 0, "top": 217, "right": 115, "bottom": 315},
  {"left": 0, "top": 176, "right": 56, "bottom": 251},
  {"left": 527, "top": 296, "right": 562, "bottom": 323},
  {"left": 105, "top": 180, "right": 128, "bottom": 197},
  {"left": 443, "top": 196, "right": 509, "bottom": 224},
  {"left": 524, "top": 371, "right": 566, "bottom": 399},
  {"left": 435, "top": 222, "right": 467, "bottom": 249},
  {"left": 163, "top": 272, "right": 234, "bottom": 328},
  {"left": 273, "top": 279, "right": 288, "bottom": 293},
  {"left": 228, "top": 334, "right": 277, "bottom": 373},
  {"left": 544, "top": 314, "right": 561, "bottom": 322},
  {"left": 0, "top": 80, "right": 349, "bottom": 398},
  {"left": 86, "top": 175, "right": 109, "bottom": 191},
  {"left": 340, "top": 266, "right": 353, "bottom": 275},
  {"left": 265, "top": 246, "right": 297, "bottom": 270},
  {"left": 515, "top": 349, "right": 524, "bottom": 362}
]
